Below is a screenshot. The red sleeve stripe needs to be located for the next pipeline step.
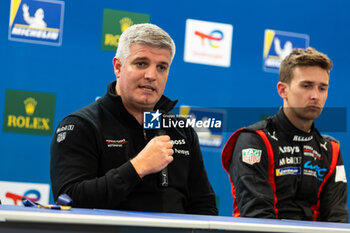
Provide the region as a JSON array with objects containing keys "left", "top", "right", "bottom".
[
  {"left": 221, "top": 128, "right": 245, "bottom": 172},
  {"left": 311, "top": 140, "right": 340, "bottom": 221},
  {"left": 256, "top": 130, "right": 278, "bottom": 218},
  {"left": 221, "top": 128, "right": 246, "bottom": 217}
]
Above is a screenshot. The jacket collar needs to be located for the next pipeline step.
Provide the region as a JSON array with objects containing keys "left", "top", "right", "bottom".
[
  {"left": 99, "top": 80, "right": 177, "bottom": 119},
  {"left": 274, "top": 107, "right": 316, "bottom": 142}
]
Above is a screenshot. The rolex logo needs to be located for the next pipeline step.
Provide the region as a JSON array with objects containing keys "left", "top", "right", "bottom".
[
  {"left": 24, "top": 97, "right": 37, "bottom": 115},
  {"left": 4, "top": 89, "right": 55, "bottom": 135},
  {"left": 120, "top": 17, "right": 133, "bottom": 32}
]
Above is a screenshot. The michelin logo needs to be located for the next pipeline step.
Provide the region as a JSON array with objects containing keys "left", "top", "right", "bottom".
[
  {"left": 263, "top": 29, "right": 309, "bottom": 73},
  {"left": 9, "top": 0, "right": 65, "bottom": 46}
]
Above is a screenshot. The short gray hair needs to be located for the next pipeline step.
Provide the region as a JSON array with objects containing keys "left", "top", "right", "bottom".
[{"left": 115, "top": 23, "right": 176, "bottom": 65}]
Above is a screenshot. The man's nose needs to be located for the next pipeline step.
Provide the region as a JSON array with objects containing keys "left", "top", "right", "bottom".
[
  {"left": 145, "top": 66, "right": 157, "bottom": 80},
  {"left": 310, "top": 87, "right": 320, "bottom": 100}
]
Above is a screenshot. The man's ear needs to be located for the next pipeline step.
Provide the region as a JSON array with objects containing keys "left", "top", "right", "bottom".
[
  {"left": 277, "top": 81, "right": 288, "bottom": 99},
  {"left": 113, "top": 57, "right": 122, "bottom": 78}
]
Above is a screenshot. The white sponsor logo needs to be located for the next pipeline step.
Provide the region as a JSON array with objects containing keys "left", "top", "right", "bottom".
[
  {"left": 293, "top": 135, "right": 313, "bottom": 142},
  {"left": 174, "top": 148, "right": 190, "bottom": 156},
  {"left": 0, "top": 181, "right": 50, "bottom": 205},
  {"left": 320, "top": 141, "right": 328, "bottom": 151},
  {"left": 171, "top": 139, "right": 186, "bottom": 145},
  {"left": 57, "top": 132, "right": 66, "bottom": 143},
  {"left": 279, "top": 156, "right": 302, "bottom": 166},
  {"left": 198, "top": 135, "right": 222, "bottom": 147},
  {"left": 56, "top": 124, "right": 74, "bottom": 133},
  {"left": 184, "top": 19, "right": 233, "bottom": 67},
  {"left": 268, "top": 131, "right": 278, "bottom": 141},
  {"left": 279, "top": 146, "right": 300, "bottom": 154},
  {"left": 335, "top": 165, "right": 347, "bottom": 183},
  {"left": 304, "top": 169, "right": 317, "bottom": 178}
]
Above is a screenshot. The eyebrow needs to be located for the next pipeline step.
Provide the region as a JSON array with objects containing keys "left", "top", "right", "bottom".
[
  {"left": 132, "top": 57, "right": 150, "bottom": 62},
  {"left": 300, "top": 81, "right": 329, "bottom": 87},
  {"left": 132, "top": 57, "right": 169, "bottom": 67}
]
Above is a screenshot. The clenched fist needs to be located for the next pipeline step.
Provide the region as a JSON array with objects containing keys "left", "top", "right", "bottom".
[{"left": 131, "top": 135, "right": 174, "bottom": 178}]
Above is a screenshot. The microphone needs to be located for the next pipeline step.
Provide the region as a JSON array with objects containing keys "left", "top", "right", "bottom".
[{"left": 154, "top": 129, "right": 168, "bottom": 187}]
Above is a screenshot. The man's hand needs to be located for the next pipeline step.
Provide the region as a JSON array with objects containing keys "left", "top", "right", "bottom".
[{"left": 131, "top": 135, "right": 174, "bottom": 178}]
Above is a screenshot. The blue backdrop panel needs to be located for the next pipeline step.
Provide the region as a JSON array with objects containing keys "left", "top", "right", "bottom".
[{"left": 0, "top": 0, "right": 349, "bottom": 217}]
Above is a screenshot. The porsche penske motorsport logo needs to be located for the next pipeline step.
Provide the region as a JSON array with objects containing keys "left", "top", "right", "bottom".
[
  {"left": 9, "top": 0, "right": 65, "bottom": 46},
  {"left": 303, "top": 145, "right": 323, "bottom": 160},
  {"left": 106, "top": 139, "right": 128, "bottom": 147}
]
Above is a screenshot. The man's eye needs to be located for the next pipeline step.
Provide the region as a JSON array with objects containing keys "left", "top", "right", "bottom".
[
  {"left": 135, "top": 62, "right": 147, "bottom": 68},
  {"left": 157, "top": 65, "right": 167, "bottom": 72}
]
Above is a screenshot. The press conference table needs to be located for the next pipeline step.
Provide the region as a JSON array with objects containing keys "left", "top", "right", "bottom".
[{"left": 0, "top": 205, "right": 350, "bottom": 233}]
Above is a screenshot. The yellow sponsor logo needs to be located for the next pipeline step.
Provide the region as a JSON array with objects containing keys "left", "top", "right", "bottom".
[
  {"left": 24, "top": 97, "right": 37, "bottom": 115},
  {"left": 7, "top": 115, "right": 50, "bottom": 130},
  {"left": 3, "top": 89, "right": 55, "bottom": 135},
  {"left": 104, "top": 17, "right": 133, "bottom": 47},
  {"left": 7, "top": 97, "right": 50, "bottom": 130}
]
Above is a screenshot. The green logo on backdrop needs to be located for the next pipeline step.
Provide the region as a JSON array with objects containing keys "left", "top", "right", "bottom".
[
  {"left": 3, "top": 89, "right": 56, "bottom": 136},
  {"left": 101, "top": 9, "right": 150, "bottom": 51}
]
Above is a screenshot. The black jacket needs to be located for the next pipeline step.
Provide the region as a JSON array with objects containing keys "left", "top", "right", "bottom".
[
  {"left": 50, "top": 81, "right": 218, "bottom": 215},
  {"left": 221, "top": 108, "right": 348, "bottom": 222}
]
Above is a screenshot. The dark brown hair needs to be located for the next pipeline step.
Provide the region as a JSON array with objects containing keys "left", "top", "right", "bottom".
[{"left": 279, "top": 47, "right": 333, "bottom": 83}]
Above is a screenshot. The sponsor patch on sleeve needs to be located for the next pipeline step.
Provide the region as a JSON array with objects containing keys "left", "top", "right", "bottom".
[
  {"left": 242, "top": 148, "right": 262, "bottom": 165},
  {"left": 56, "top": 124, "right": 74, "bottom": 143},
  {"left": 57, "top": 132, "right": 66, "bottom": 143},
  {"left": 335, "top": 165, "right": 347, "bottom": 183}
]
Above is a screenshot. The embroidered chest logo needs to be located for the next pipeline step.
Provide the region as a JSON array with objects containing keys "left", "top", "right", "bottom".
[
  {"left": 242, "top": 148, "right": 262, "bottom": 165},
  {"left": 320, "top": 141, "right": 328, "bottom": 151},
  {"left": 106, "top": 139, "right": 128, "bottom": 147},
  {"left": 171, "top": 139, "right": 189, "bottom": 156},
  {"left": 303, "top": 161, "right": 328, "bottom": 181},
  {"left": 268, "top": 131, "right": 278, "bottom": 141},
  {"left": 303, "top": 145, "right": 323, "bottom": 160},
  {"left": 279, "top": 156, "right": 302, "bottom": 166},
  {"left": 293, "top": 135, "right": 313, "bottom": 142},
  {"left": 279, "top": 146, "right": 300, "bottom": 154}
]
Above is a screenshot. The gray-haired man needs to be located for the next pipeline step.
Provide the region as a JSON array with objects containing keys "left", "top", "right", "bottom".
[{"left": 51, "top": 23, "right": 218, "bottom": 215}]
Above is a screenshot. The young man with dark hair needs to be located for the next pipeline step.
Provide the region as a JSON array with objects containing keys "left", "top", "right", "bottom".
[{"left": 222, "top": 47, "right": 348, "bottom": 222}]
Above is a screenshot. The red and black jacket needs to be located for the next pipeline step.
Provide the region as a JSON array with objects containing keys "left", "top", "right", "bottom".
[{"left": 221, "top": 109, "right": 348, "bottom": 222}]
